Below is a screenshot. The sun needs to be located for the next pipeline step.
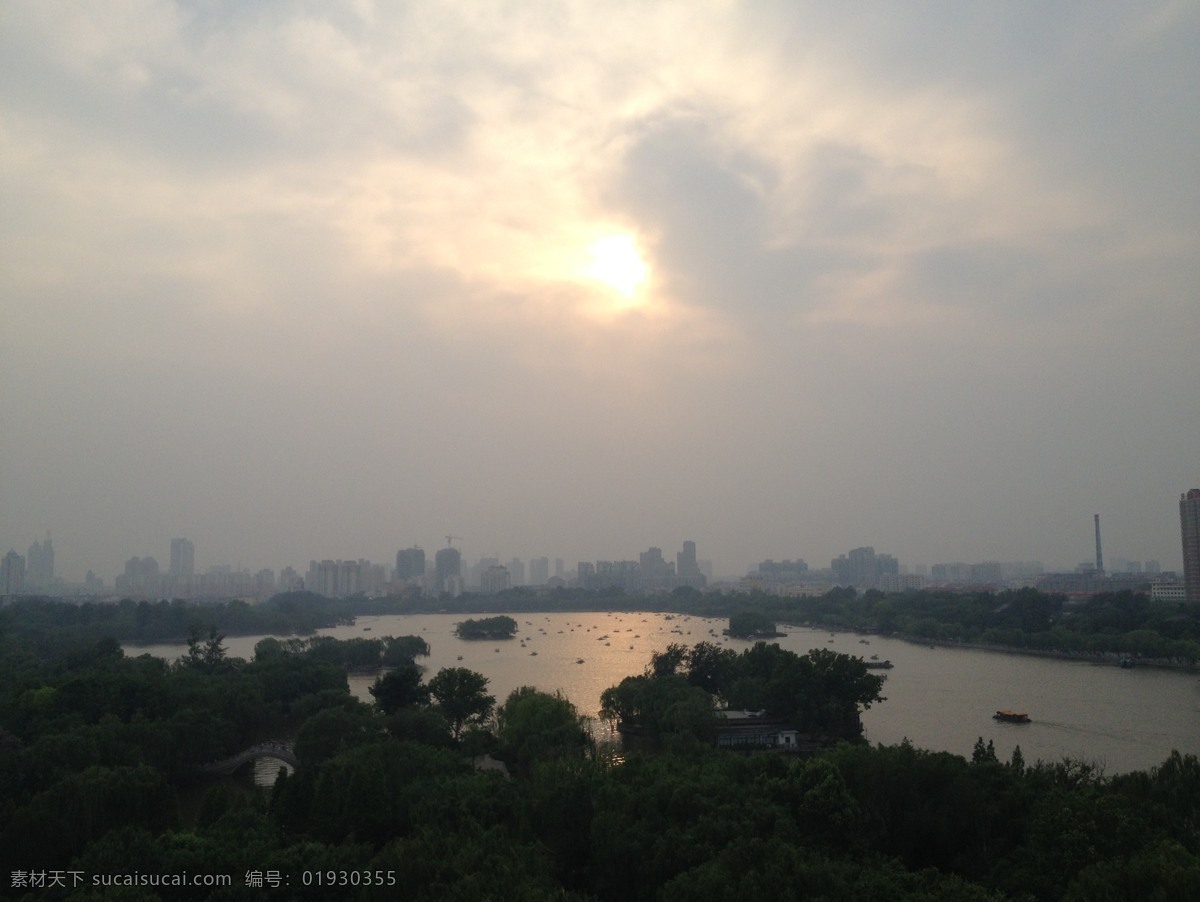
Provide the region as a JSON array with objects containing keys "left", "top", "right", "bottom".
[{"left": 584, "top": 234, "right": 649, "bottom": 300}]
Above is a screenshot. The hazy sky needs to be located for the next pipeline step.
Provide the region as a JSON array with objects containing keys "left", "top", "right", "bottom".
[{"left": 3, "top": 1, "right": 1198, "bottom": 583}]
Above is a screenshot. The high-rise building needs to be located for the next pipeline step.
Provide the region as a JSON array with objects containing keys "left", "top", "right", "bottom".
[
  {"left": 27, "top": 532, "right": 54, "bottom": 588},
  {"left": 480, "top": 564, "right": 511, "bottom": 594},
  {"left": 677, "top": 540, "right": 702, "bottom": 579},
  {"left": 395, "top": 547, "right": 426, "bottom": 582},
  {"left": 1181, "top": 489, "right": 1200, "bottom": 603},
  {"left": 170, "top": 538, "right": 195, "bottom": 577},
  {"left": 435, "top": 546, "right": 462, "bottom": 595},
  {"left": 507, "top": 558, "right": 526, "bottom": 586},
  {"left": 1, "top": 550, "right": 25, "bottom": 595}
]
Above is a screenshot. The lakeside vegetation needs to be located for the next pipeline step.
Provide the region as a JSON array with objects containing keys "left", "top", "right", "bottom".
[
  {"left": 2, "top": 602, "right": 1200, "bottom": 899},
  {"left": 5, "top": 584, "right": 1197, "bottom": 666},
  {"left": 725, "top": 609, "right": 784, "bottom": 638},
  {"left": 601, "top": 642, "right": 885, "bottom": 742}
]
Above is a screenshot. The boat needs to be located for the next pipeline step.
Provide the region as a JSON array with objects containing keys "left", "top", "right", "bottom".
[
  {"left": 865, "top": 660, "right": 893, "bottom": 670},
  {"left": 575, "top": 658, "right": 585, "bottom": 664},
  {"left": 993, "top": 710, "right": 1031, "bottom": 724}
]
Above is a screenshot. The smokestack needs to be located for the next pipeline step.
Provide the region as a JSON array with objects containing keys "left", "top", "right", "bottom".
[{"left": 1094, "top": 514, "right": 1104, "bottom": 574}]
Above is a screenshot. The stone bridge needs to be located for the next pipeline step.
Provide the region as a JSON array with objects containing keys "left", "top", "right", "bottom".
[{"left": 200, "top": 741, "right": 299, "bottom": 776}]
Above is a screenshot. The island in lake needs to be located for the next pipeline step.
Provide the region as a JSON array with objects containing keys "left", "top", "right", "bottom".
[{"left": 455, "top": 615, "right": 519, "bottom": 640}]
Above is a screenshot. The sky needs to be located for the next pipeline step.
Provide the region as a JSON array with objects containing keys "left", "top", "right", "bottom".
[{"left": 2, "top": 0, "right": 1198, "bottom": 583}]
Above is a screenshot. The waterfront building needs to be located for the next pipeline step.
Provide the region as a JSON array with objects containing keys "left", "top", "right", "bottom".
[{"left": 1182, "top": 489, "right": 1200, "bottom": 603}]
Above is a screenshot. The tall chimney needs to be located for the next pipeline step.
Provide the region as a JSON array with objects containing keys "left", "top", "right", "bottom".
[{"left": 1094, "top": 514, "right": 1104, "bottom": 574}]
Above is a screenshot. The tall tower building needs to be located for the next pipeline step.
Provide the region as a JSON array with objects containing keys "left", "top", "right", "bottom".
[
  {"left": 677, "top": 540, "right": 701, "bottom": 578},
  {"left": 170, "top": 538, "right": 195, "bottom": 577},
  {"left": 395, "top": 546, "right": 426, "bottom": 582},
  {"left": 1, "top": 550, "right": 25, "bottom": 595},
  {"left": 27, "top": 532, "right": 54, "bottom": 588},
  {"left": 1181, "top": 489, "right": 1200, "bottom": 603},
  {"left": 435, "top": 546, "right": 462, "bottom": 595}
]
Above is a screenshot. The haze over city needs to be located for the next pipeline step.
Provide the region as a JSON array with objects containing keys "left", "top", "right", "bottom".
[{"left": 2, "top": 2, "right": 1197, "bottom": 583}]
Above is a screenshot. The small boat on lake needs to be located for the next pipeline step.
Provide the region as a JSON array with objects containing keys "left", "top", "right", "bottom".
[{"left": 993, "top": 710, "right": 1031, "bottom": 724}]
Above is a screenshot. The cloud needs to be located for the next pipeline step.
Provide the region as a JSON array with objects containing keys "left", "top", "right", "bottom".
[{"left": 2, "top": 1, "right": 1197, "bottom": 578}]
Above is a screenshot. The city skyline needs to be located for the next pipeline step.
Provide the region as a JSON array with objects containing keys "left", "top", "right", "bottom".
[
  {"left": 0, "top": 520, "right": 1182, "bottom": 591},
  {"left": 3, "top": 3, "right": 1197, "bottom": 585}
]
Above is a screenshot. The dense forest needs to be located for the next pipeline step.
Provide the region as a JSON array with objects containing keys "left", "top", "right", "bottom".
[{"left": 2, "top": 600, "right": 1199, "bottom": 900}]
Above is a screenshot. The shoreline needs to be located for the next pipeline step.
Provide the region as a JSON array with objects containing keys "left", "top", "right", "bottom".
[{"left": 779, "top": 621, "right": 1198, "bottom": 673}]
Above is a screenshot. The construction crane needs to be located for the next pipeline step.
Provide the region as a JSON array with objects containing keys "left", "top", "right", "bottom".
[{"left": 445, "top": 535, "right": 463, "bottom": 548}]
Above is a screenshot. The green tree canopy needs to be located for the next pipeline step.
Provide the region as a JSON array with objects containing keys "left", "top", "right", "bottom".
[
  {"left": 427, "top": 667, "right": 496, "bottom": 740},
  {"left": 369, "top": 666, "right": 429, "bottom": 715},
  {"left": 496, "top": 686, "right": 592, "bottom": 774}
]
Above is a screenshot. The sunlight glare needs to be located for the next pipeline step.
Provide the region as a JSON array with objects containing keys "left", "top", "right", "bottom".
[{"left": 585, "top": 234, "right": 649, "bottom": 300}]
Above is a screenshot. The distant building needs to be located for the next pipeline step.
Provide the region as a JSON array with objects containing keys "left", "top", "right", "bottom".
[
  {"left": 1182, "top": 489, "right": 1200, "bottom": 603},
  {"left": 26, "top": 532, "right": 54, "bottom": 589},
  {"left": 529, "top": 557, "right": 550, "bottom": 586},
  {"left": 877, "top": 573, "right": 927, "bottom": 593},
  {"left": 170, "top": 538, "right": 195, "bottom": 577},
  {"left": 435, "top": 546, "right": 462, "bottom": 595},
  {"left": 395, "top": 547, "right": 426, "bottom": 582},
  {"left": 507, "top": 557, "right": 526, "bottom": 586},
  {"left": 1151, "top": 578, "right": 1187, "bottom": 603},
  {"left": 931, "top": 562, "right": 971, "bottom": 584},
  {"left": 280, "top": 566, "right": 303, "bottom": 592},
  {"left": 970, "top": 561, "right": 1004, "bottom": 585},
  {"left": 1, "top": 550, "right": 25, "bottom": 595},
  {"left": 480, "top": 564, "right": 511, "bottom": 594},
  {"left": 116, "top": 556, "right": 162, "bottom": 597},
  {"left": 754, "top": 559, "right": 809, "bottom": 583},
  {"left": 832, "top": 547, "right": 897, "bottom": 590},
  {"left": 677, "top": 541, "right": 703, "bottom": 580},
  {"left": 579, "top": 543, "right": 706, "bottom": 592},
  {"left": 307, "top": 559, "right": 375, "bottom": 598}
]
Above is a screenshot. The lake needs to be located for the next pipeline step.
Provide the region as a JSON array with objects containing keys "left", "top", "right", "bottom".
[{"left": 128, "top": 610, "right": 1200, "bottom": 775}]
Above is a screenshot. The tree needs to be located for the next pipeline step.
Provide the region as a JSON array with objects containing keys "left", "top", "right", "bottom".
[
  {"left": 369, "top": 666, "right": 429, "bottom": 715},
  {"left": 648, "top": 643, "right": 688, "bottom": 677},
  {"left": 184, "top": 624, "right": 228, "bottom": 672},
  {"left": 427, "top": 668, "right": 495, "bottom": 740},
  {"left": 684, "top": 641, "right": 737, "bottom": 695},
  {"left": 727, "top": 610, "right": 779, "bottom": 638},
  {"left": 496, "top": 687, "right": 591, "bottom": 774}
]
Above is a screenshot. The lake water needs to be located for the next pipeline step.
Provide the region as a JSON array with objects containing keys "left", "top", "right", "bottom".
[{"left": 129, "top": 610, "right": 1200, "bottom": 775}]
